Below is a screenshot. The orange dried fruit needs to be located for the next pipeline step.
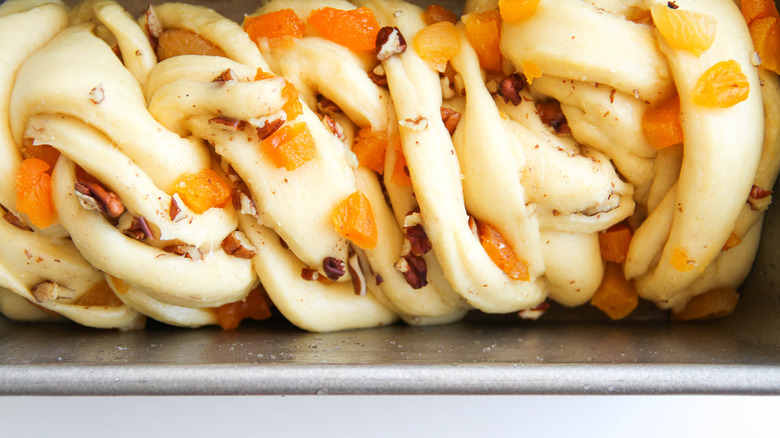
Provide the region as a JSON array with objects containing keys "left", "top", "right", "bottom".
[
  {"left": 254, "top": 68, "right": 276, "bottom": 81},
  {"left": 20, "top": 141, "right": 60, "bottom": 170},
  {"left": 598, "top": 222, "right": 633, "bottom": 264},
  {"left": 261, "top": 122, "right": 316, "bottom": 170},
  {"left": 749, "top": 16, "right": 780, "bottom": 75},
  {"left": 308, "top": 7, "right": 380, "bottom": 52},
  {"left": 722, "top": 231, "right": 742, "bottom": 251},
  {"left": 215, "top": 288, "right": 273, "bottom": 330},
  {"left": 351, "top": 127, "right": 387, "bottom": 174},
  {"left": 155, "top": 29, "right": 226, "bottom": 61},
  {"left": 332, "top": 191, "right": 378, "bottom": 249},
  {"left": 651, "top": 4, "right": 716, "bottom": 56},
  {"left": 16, "top": 158, "right": 56, "bottom": 229},
  {"left": 462, "top": 9, "right": 503, "bottom": 73},
  {"left": 671, "top": 288, "right": 739, "bottom": 321},
  {"left": 642, "top": 93, "right": 684, "bottom": 150},
  {"left": 281, "top": 80, "right": 303, "bottom": 121},
  {"left": 243, "top": 9, "right": 305, "bottom": 42},
  {"left": 670, "top": 248, "right": 697, "bottom": 272},
  {"left": 390, "top": 136, "right": 411, "bottom": 187},
  {"left": 498, "top": 0, "right": 540, "bottom": 24},
  {"left": 423, "top": 4, "right": 457, "bottom": 25},
  {"left": 476, "top": 219, "right": 530, "bottom": 281},
  {"left": 741, "top": 0, "right": 780, "bottom": 27},
  {"left": 521, "top": 60, "right": 541, "bottom": 83},
  {"left": 590, "top": 262, "right": 639, "bottom": 320},
  {"left": 691, "top": 60, "right": 750, "bottom": 108},
  {"left": 414, "top": 21, "right": 460, "bottom": 72},
  {"left": 172, "top": 169, "right": 231, "bottom": 214}
]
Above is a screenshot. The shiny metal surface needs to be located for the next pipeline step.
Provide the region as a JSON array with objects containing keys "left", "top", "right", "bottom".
[{"left": 2, "top": 0, "right": 780, "bottom": 395}]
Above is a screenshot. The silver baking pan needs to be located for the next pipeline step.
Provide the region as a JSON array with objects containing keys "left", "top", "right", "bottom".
[{"left": 2, "top": 0, "right": 780, "bottom": 396}]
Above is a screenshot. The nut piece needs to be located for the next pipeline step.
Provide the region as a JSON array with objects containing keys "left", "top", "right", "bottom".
[
  {"left": 748, "top": 184, "right": 773, "bottom": 211},
  {"left": 317, "top": 95, "right": 342, "bottom": 115},
  {"left": 395, "top": 252, "right": 428, "bottom": 289},
  {"left": 163, "top": 244, "right": 203, "bottom": 260},
  {"left": 209, "top": 116, "right": 247, "bottom": 130},
  {"left": 89, "top": 83, "right": 105, "bottom": 104},
  {"left": 232, "top": 189, "right": 258, "bottom": 217},
  {"left": 323, "top": 257, "right": 346, "bottom": 281},
  {"left": 498, "top": 73, "right": 528, "bottom": 106},
  {"left": 369, "top": 65, "right": 388, "bottom": 87},
  {"left": 536, "top": 100, "right": 571, "bottom": 135},
  {"left": 518, "top": 302, "right": 550, "bottom": 320},
  {"left": 256, "top": 118, "right": 284, "bottom": 140},
  {"left": 169, "top": 193, "right": 187, "bottom": 223},
  {"left": 4, "top": 211, "right": 32, "bottom": 231},
  {"left": 144, "top": 4, "right": 162, "bottom": 48},
  {"left": 323, "top": 115, "right": 346, "bottom": 142},
  {"left": 31, "top": 280, "right": 75, "bottom": 303},
  {"left": 212, "top": 68, "right": 236, "bottom": 82},
  {"left": 74, "top": 179, "right": 125, "bottom": 218},
  {"left": 120, "top": 215, "right": 156, "bottom": 240},
  {"left": 400, "top": 115, "right": 428, "bottom": 131},
  {"left": 376, "top": 26, "right": 407, "bottom": 61},
  {"left": 347, "top": 253, "right": 367, "bottom": 296},
  {"left": 440, "top": 107, "right": 461, "bottom": 135},
  {"left": 221, "top": 231, "right": 257, "bottom": 259}
]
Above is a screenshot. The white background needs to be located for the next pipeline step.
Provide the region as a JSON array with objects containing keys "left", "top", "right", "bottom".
[{"left": 2, "top": 395, "right": 779, "bottom": 437}]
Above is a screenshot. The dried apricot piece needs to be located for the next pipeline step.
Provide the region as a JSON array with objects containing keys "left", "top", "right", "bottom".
[
  {"left": 172, "top": 169, "right": 231, "bottom": 214},
  {"left": 651, "top": 4, "right": 716, "bottom": 56},
  {"left": 261, "top": 122, "right": 316, "bottom": 170},
  {"left": 156, "top": 29, "right": 226, "bottom": 61},
  {"left": 741, "top": 0, "right": 780, "bottom": 27},
  {"left": 590, "top": 262, "right": 638, "bottom": 320},
  {"left": 20, "top": 140, "right": 60, "bottom": 169},
  {"left": 749, "top": 16, "right": 780, "bottom": 75},
  {"left": 351, "top": 127, "right": 387, "bottom": 174},
  {"left": 215, "top": 288, "right": 273, "bottom": 330},
  {"left": 691, "top": 60, "right": 750, "bottom": 108},
  {"left": 243, "top": 9, "right": 305, "bottom": 42},
  {"left": 332, "top": 191, "right": 378, "bottom": 249},
  {"left": 498, "top": 0, "right": 540, "bottom": 24},
  {"left": 598, "top": 222, "right": 633, "bottom": 264},
  {"left": 308, "top": 7, "right": 380, "bottom": 53},
  {"left": 414, "top": 21, "right": 460, "bottom": 72},
  {"left": 281, "top": 80, "right": 303, "bottom": 121},
  {"left": 670, "top": 248, "right": 697, "bottom": 272},
  {"left": 254, "top": 68, "right": 276, "bottom": 81},
  {"left": 671, "top": 288, "right": 739, "bottom": 321},
  {"left": 16, "top": 158, "right": 56, "bottom": 229},
  {"left": 423, "top": 4, "right": 457, "bottom": 25},
  {"left": 722, "top": 231, "right": 742, "bottom": 251},
  {"left": 462, "top": 9, "right": 503, "bottom": 73},
  {"left": 521, "top": 60, "right": 541, "bottom": 83},
  {"left": 476, "top": 219, "right": 530, "bottom": 281},
  {"left": 390, "top": 136, "right": 411, "bottom": 187},
  {"left": 642, "top": 93, "right": 684, "bottom": 150}
]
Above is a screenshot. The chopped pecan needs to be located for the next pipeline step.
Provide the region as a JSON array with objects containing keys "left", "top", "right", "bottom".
[
  {"left": 163, "top": 244, "right": 203, "bottom": 260},
  {"left": 400, "top": 115, "right": 428, "bottom": 131},
  {"left": 256, "top": 118, "right": 284, "bottom": 140},
  {"left": 748, "top": 184, "right": 773, "bottom": 211},
  {"left": 323, "top": 257, "right": 346, "bottom": 281},
  {"left": 74, "top": 179, "right": 124, "bottom": 218},
  {"left": 369, "top": 65, "right": 388, "bottom": 87},
  {"left": 347, "top": 253, "right": 367, "bottom": 296},
  {"left": 405, "top": 224, "right": 432, "bottom": 256},
  {"left": 3, "top": 211, "right": 31, "bottom": 231},
  {"left": 169, "top": 193, "right": 187, "bottom": 223},
  {"left": 209, "top": 116, "right": 246, "bottom": 130},
  {"left": 518, "top": 302, "right": 550, "bottom": 320},
  {"left": 323, "top": 115, "right": 346, "bottom": 142},
  {"left": 440, "top": 107, "right": 461, "bottom": 135},
  {"left": 212, "top": 68, "right": 236, "bottom": 82},
  {"left": 317, "top": 95, "right": 342, "bottom": 115},
  {"left": 232, "top": 188, "right": 258, "bottom": 217},
  {"left": 221, "top": 231, "right": 257, "bottom": 259},
  {"left": 121, "top": 215, "right": 155, "bottom": 240},
  {"left": 376, "top": 26, "right": 407, "bottom": 61},
  {"left": 89, "top": 83, "right": 105, "bottom": 104},
  {"left": 144, "top": 4, "right": 162, "bottom": 49},
  {"left": 537, "top": 100, "right": 570, "bottom": 134},
  {"left": 301, "top": 267, "right": 332, "bottom": 284},
  {"left": 395, "top": 252, "right": 428, "bottom": 289},
  {"left": 31, "top": 280, "right": 74, "bottom": 303},
  {"left": 498, "top": 73, "right": 527, "bottom": 105}
]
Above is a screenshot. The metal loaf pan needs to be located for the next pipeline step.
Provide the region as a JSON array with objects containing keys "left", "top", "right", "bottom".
[{"left": 2, "top": 0, "right": 780, "bottom": 395}]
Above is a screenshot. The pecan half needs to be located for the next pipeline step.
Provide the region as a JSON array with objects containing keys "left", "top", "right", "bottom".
[
  {"left": 537, "top": 100, "right": 571, "bottom": 135},
  {"left": 221, "top": 231, "right": 257, "bottom": 259},
  {"left": 376, "top": 26, "right": 407, "bottom": 61},
  {"left": 498, "top": 73, "right": 527, "bottom": 105},
  {"left": 74, "top": 180, "right": 124, "bottom": 218},
  {"left": 440, "top": 107, "right": 461, "bottom": 135},
  {"left": 323, "top": 257, "right": 346, "bottom": 281},
  {"left": 31, "top": 280, "right": 75, "bottom": 303}
]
